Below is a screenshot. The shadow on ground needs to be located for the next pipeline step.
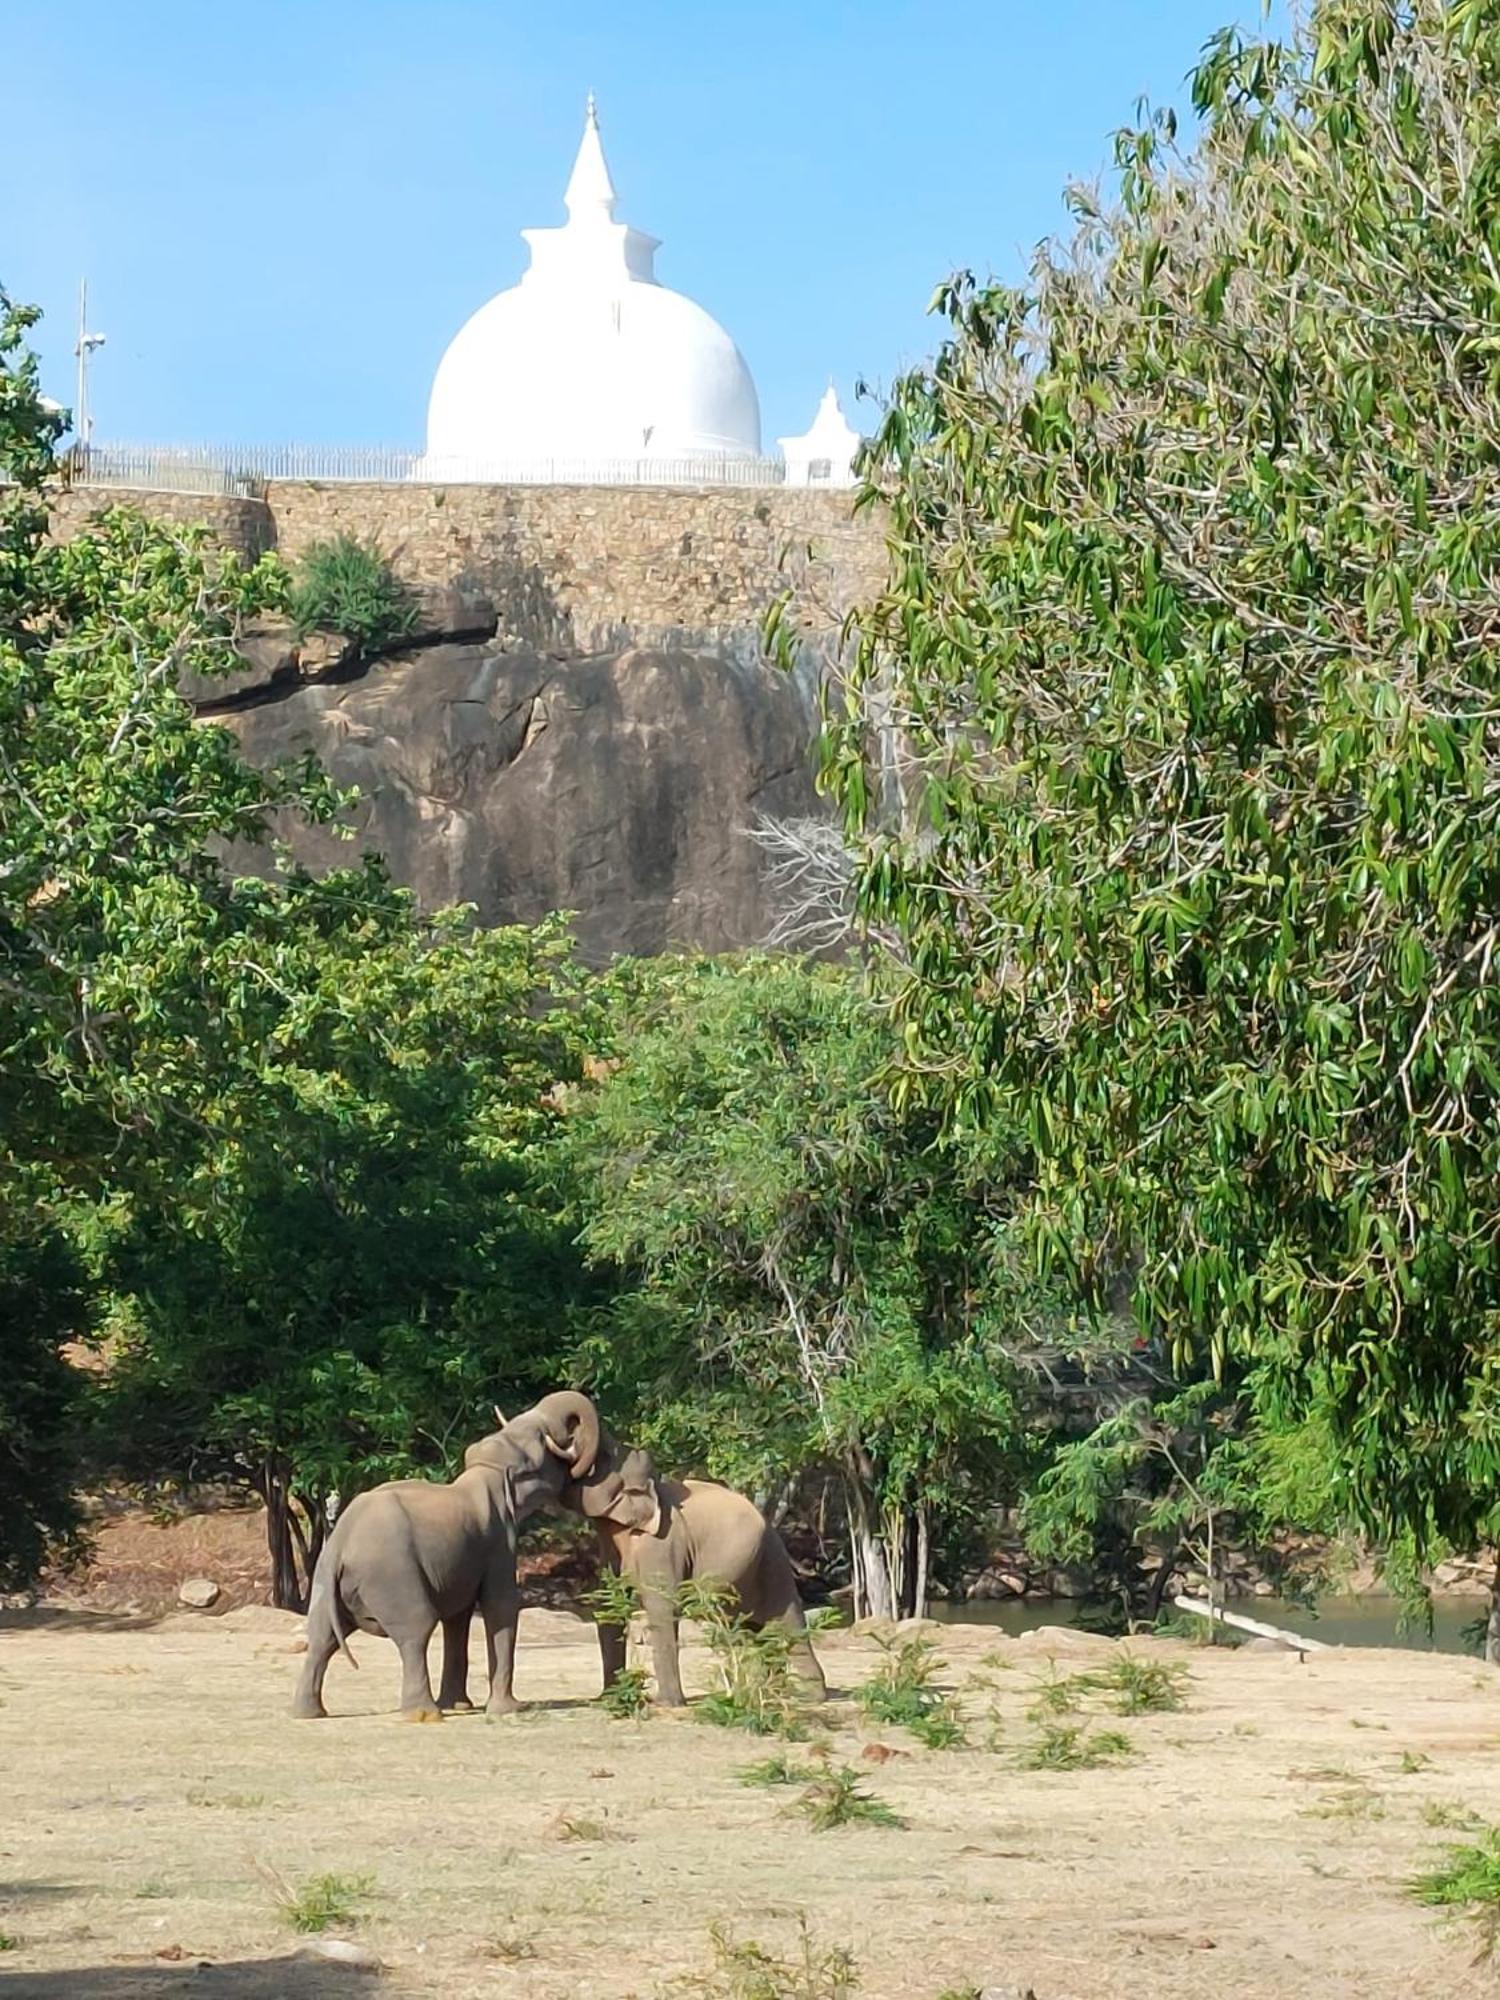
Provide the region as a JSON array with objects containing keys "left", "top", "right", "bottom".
[
  {"left": 0, "top": 1956, "right": 376, "bottom": 1998},
  {"left": 0, "top": 1607, "right": 164, "bottom": 1636}
]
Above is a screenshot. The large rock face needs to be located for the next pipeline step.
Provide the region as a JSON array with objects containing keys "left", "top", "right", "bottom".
[{"left": 217, "top": 635, "right": 822, "bottom": 960}]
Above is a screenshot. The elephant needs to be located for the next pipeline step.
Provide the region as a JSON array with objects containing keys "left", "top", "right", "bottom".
[
  {"left": 291, "top": 1390, "right": 600, "bottom": 1721},
  {"left": 566, "top": 1441, "right": 826, "bottom": 1708}
]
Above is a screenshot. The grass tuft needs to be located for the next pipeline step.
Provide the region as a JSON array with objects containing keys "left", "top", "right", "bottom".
[
  {"left": 1412, "top": 1824, "right": 1500, "bottom": 1957},
  {"left": 738, "top": 1752, "right": 819, "bottom": 1789},
  {"left": 1019, "top": 1722, "right": 1133, "bottom": 1771},
  {"left": 790, "top": 1765, "right": 904, "bottom": 1831},
  {"left": 261, "top": 1867, "right": 372, "bottom": 1934},
  {"left": 671, "top": 1917, "right": 859, "bottom": 1998}
]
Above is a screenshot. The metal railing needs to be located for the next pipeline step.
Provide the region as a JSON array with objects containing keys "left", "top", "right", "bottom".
[{"left": 63, "top": 442, "right": 817, "bottom": 495}]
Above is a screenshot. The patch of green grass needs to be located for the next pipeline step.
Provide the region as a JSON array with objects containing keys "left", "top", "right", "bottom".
[
  {"left": 0, "top": 1933, "right": 18, "bottom": 1952},
  {"left": 908, "top": 1700, "right": 969, "bottom": 1750},
  {"left": 270, "top": 1870, "right": 373, "bottom": 1934},
  {"left": 738, "top": 1753, "right": 820, "bottom": 1789},
  {"left": 1093, "top": 1654, "right": 1190, "bottom": 1715},
  {"left": 132, "top": 1880, "right": 170, "bottom": 1901},
  {"left": 790, "top": 1766, "right": 905, "bottom": 1831},
  {"left": 1398, "top": 1750, "right": 1433, "bottom": 1774},
  {"left": 599, "top": 1667, "right": 653, "bottom": 1720},
  {"left": 935, "top": 1987, "right": 983, "bottom": 2000},
  {"left": 186, "top": 1789, "right": 269, "bottom": 1810},
  {"left": 1025, "top": 1670, "right": 1088, "bottom": 1720},
  {"left": 1412, "top": 1824, "right": 1500, "bottom": 1957},
  {"left": 672, "top": 1918, "right": 859, "bottom": 1998},
  {"left": 1018, "top": 1723, "right": 1133, "bottom": 1771}
]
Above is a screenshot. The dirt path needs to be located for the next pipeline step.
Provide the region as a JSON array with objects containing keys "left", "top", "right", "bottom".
[{"left": 2, "top": 1608, "right": 1497, "bottom": 1998}]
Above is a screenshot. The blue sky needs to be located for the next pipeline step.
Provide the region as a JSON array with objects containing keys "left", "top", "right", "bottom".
[{"left": 9, "top": 2, "right": 1282, "bottom": 451}]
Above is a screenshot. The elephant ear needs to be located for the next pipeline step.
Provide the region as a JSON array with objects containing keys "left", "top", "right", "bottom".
[{"left": 605, "top": 1457, "right": 662, "bottom": 1537}]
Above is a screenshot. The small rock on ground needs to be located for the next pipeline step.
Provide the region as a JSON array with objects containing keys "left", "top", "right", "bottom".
[
  {"left": 296, "top": 1937, "right": 382, "bottom": 1969},
  {"left": 177, "top": 1577, "right": 220, "bottom": 1609}
]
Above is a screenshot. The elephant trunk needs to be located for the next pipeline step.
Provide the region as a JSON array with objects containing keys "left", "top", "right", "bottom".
[{"left": 532, "top": 1391, "right": 601, "bottom": 1480}]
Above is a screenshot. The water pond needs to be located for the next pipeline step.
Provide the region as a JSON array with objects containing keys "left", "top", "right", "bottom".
[{"left": 929, "top": 1591, "right": 1487, "bottom": 1655}]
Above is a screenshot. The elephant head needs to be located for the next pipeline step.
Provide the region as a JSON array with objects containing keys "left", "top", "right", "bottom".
[
  {"left": 461, "top": 1391, "right": 602, "bottom": 1520},
  {"left": 568, "top": 1444, "right": 663, "bottom": 1537}
]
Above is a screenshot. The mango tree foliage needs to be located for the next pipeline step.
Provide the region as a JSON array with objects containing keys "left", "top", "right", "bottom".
[
  {"left": 826, "top": 1, "right": 1500, "bottom": 1562},
  {"left": 565, "top": 956, "right": 1045, "bottom": 1619}
]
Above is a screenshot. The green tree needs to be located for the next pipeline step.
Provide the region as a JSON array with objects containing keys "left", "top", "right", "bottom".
[
  {"left": 99, "top": 917, "right": 594, "bottom": 1607},
  {"left": 823, "top": 0, "right": 1500, "bottom": 1631},
  {"left": 1, "top": 287, "right": 419, "bottom": 1585},
  {"left": 566, "top": 956, "right": 1044, "bottom": 1618}
]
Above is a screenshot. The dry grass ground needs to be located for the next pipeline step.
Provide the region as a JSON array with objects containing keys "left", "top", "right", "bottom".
[{"left": 3, "top": 1607, "right": 1500, "bottom": 1998}]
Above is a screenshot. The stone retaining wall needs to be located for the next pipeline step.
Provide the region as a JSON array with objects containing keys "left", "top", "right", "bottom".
[
  {"left": 47, "top": 481, "right": 887, "bottom": 654},
  {"left": 262, "top": 481, "right": 886, "bottom": 653},
  {"left": 45, "top": 486, "right": 274, "bottom": 562}
]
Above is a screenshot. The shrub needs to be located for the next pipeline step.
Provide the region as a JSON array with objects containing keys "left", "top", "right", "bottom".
[
  {"left": 289, "top": 535, "right": 416, "bottom": 652},
  {"left": 683, "top": 1579, "right": 808, "bottom": 1738},
  {"left": 855, "top": 1631, "right": 966, "bottom": 1746},
  {"left": 600, "top": 1666, "right": 653, "bottom": 1720}
]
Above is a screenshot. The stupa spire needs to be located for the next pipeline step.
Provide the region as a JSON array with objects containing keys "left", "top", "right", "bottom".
[{"left": 564, "top": 93, "right": 618, "bottom": 221}]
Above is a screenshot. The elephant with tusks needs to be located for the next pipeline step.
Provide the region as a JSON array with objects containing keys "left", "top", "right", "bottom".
[
  {"left": 565, "top": 1438, "right": 826, "bottom": 1708},
  {"left": 291, "top": 1391, "right": 600, "bottom": 1721}
]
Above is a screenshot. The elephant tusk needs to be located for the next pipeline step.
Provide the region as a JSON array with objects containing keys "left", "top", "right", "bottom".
[
  {"left": 542, "top": 1429, "right": 576, "bottom": 1461},
  {"left": 493, "top": 1404, "right": 508, "bottom": 1428}
]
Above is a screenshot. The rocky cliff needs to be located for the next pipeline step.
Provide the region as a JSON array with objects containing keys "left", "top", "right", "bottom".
[
  {"left": 204, "top": 599, "right": 824, "bottom": 960},
  {"left": 53, "top": 479, "right": 886, "bottom": 958}
]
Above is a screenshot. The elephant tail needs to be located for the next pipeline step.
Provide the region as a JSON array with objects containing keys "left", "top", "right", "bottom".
[{"left": 316, "top": 1552, "right": 359, "bottom": 1672}]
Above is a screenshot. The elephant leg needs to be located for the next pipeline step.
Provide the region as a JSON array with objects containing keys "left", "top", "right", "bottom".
[
  {"left": 786, "top": 1624, "right": 827, "bottom": 1701},
  {"left": 597, "top": 1618, "right": 627, "bottom": 1693},
  {"left": 395, "top": 1621, "right": 442, "bottom": 1722},
  {"left": 437, "top": 1611, "right": 473, "bottom": 1711},
  {"left": 291, "top": 1588, "right": 338, "bottom": 1719},
  {"left": 479, "top": 1569, "right": 523, "bottom": 1717},
  {"left": 644, "top": 1592, "right": 685, "bottom": 1707}
]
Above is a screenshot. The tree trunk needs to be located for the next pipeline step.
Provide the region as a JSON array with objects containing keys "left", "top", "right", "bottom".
[
  {"left": 1487, "top": 1552, "right": 1500, "bottom": 1667},
  {"left": 912, "top": 1504, "right": 930, "bottom": 1622},
  {"left": 1145, "top": 1544, "right": 1180, "bottom": 1626},
  {"left": 255, "top": 1456, "right": 324, "bottom": 1613},
  {"left": 844, "top": 1470, "right": 895, "bottom": 1622}
]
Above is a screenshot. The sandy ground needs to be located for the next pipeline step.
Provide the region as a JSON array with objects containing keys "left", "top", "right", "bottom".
[{"left": 3, "top": 1607, "right": 1500, "bottom": 1999}]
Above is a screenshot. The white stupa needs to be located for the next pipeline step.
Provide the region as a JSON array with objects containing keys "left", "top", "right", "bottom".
[
  {"left": 778, "top": 383, "right": 861, "bottom": 487},
  {"left": 420, "top": 99, "right": 764, "bottom": 480}
]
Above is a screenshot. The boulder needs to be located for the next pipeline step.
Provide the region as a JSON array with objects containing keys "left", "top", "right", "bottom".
[
  {"left": 218, "top": 642, "right": 825, "bottom": 961},
  {"left": 177, "top": 1577, "right": 220, "bottom": 1610}
]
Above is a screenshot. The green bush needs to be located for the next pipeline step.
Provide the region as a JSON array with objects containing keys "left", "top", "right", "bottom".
[
  {"left": 289, "top": 535, "right": 416, "bottom": 652},
  {"left": 683, "top": 1579, "right": 809, "bottom": 1738},
  {"left": 854, "top": 1632, "right": 966, "bottom": 1747}
]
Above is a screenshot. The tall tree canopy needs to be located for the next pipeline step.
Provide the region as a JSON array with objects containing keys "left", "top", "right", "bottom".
[
  {"left": 827, "top": 0, "right": 1500, "bottom": 1562},
  {"left": 566, "top": 956, "right": 1045, "bottom": 1618}
]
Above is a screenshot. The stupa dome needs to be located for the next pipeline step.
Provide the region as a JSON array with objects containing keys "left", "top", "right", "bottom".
[{"left": 421, "top": 100, "right": 762, "bottom": 478}]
